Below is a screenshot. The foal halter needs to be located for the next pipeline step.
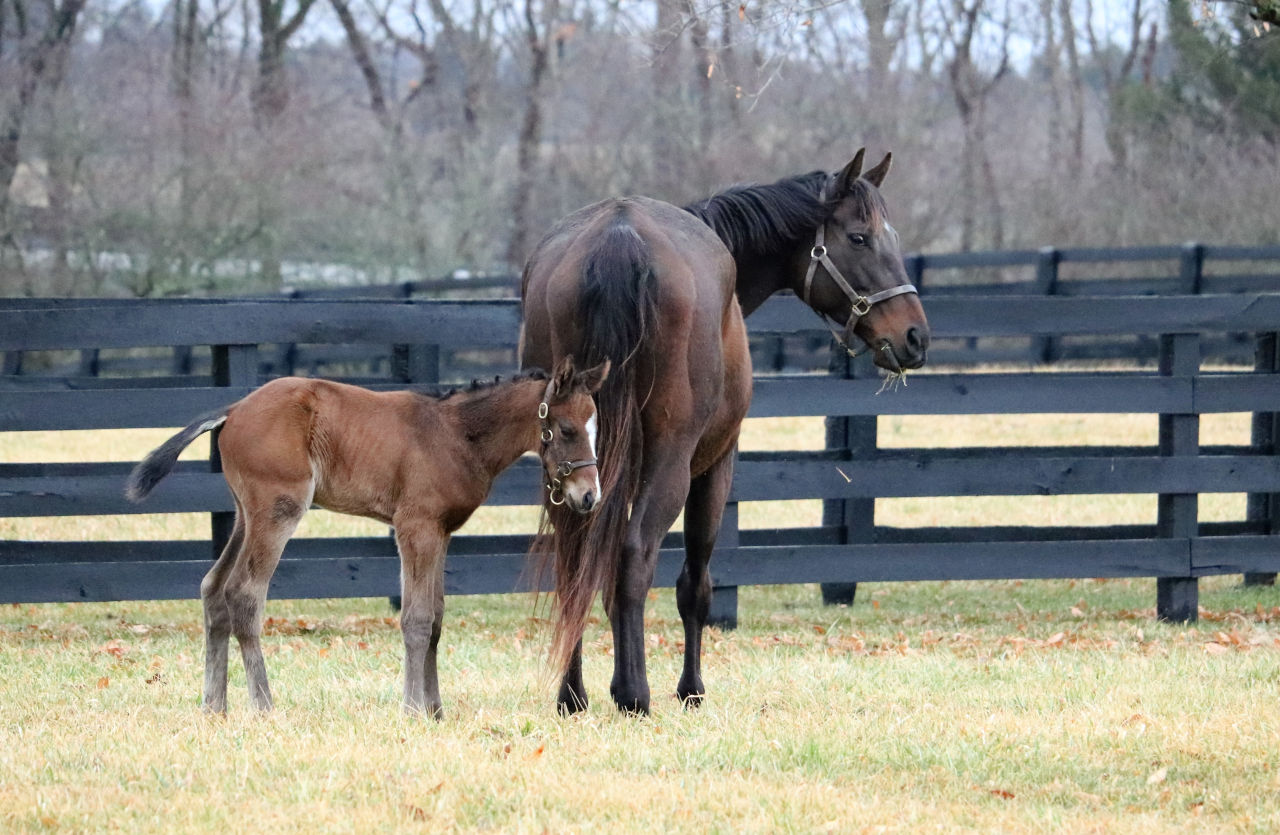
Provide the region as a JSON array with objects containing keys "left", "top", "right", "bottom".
[
  {"left": 801, "top": 177, "right": 919, "bottom": 357},
  {"left": 538, "top": 400, "right": 597, "bottom": 507}
]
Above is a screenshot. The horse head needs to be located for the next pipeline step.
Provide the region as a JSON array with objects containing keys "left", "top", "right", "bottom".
[
  {"left": 800, "top": 149, "right": 930, "bottom": 372},
  {"left": 539, "top": 356, "right": 610, "bottom": 514}
]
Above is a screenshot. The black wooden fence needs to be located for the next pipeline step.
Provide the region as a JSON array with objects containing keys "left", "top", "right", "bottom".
[
  {"left": 2, "top": 288, "right": 1278, "bottom": 624},
  {"left": 5, "top": 243, "right": 1279, "bottom": 380}
]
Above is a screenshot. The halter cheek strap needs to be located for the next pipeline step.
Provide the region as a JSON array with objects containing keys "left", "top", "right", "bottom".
[
  {"left": 538, "top": 399, "right": 597, "bottom": 506},
  {"left": 802, "top": 177, "right": 919, "bottom": 356}
]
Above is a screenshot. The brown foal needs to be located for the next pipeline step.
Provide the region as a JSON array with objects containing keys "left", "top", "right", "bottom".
[{"left": 126, "top": 356, "right": 608, "bottom": 717}]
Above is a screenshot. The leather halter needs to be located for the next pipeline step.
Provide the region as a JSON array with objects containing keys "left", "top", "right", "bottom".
[
  {"left": 538, "top": 399, "right": 596, "bottom": 506},
  {"left": 801, "top": 176, "right": 919, "bottom": 356}
]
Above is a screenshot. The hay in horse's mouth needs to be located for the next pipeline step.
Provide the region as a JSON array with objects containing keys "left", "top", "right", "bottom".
[{"left": 875, "top": 341, "right": 909, "bottom": 394}]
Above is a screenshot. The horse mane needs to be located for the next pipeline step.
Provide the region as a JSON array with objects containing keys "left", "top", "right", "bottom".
[
  {"left": 429, "top": 368, "right": 549, "bottom": 402},
  {"left": 683, "top": 170, "right": 888, "bottom": 257}
]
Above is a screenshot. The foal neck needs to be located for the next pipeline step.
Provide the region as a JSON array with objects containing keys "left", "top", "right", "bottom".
[{"left": 449, "top": 375, "right": 546, "bottom": 478}]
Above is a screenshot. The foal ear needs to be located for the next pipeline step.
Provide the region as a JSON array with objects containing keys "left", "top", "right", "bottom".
[
  {"left": 547, "top": 355, "right": 577, "bottom": 402},
  {"left": 834, "top": 148, "right": 866, "bottom": 196},
  {"left": 862, "top": 152, "right": 892, "bottom": 188},
  {"left": 575, "top": 359, "right": 610, "bottom": 394}
]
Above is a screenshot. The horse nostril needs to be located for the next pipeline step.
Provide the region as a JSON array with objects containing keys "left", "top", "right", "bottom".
[
  {"left": 580, "top": 491, "right": 595, "bottom": 511},
  {"left": 906, "top": 326, "right": 928, "bottom": 356}
]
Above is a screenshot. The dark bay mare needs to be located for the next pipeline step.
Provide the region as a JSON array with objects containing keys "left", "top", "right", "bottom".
[
  {"left": 125, "top": 357, "right": 607, "bottom": 718},
  {"left": 520, "top": 149, "right": 929, "bottom": 715}
]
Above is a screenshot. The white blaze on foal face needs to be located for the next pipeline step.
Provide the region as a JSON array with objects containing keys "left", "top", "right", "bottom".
[{"left": 585, "top": 407, "right": 600, "bottom": 495}]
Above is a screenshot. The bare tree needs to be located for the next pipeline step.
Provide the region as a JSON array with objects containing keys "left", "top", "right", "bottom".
[
  {"left": 252, "top": 0, "right": 318, "bottom": 283},
  {"left": 505, "top": 0, "right": 556, "bottom": 267},
  {"left": 1084, "top": 0, "right": 1145, "bottom": 172},
  {"left": 0, "top": 0, "right": 86, "bottom": 284},
  {"left": 943, "top": 0, "right": 1011, "bottom": 250}
]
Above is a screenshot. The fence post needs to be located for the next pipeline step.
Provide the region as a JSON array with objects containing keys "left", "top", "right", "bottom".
[
  {"left": 1246, "top": 332, "right": 1279, "bottom": 586},
  {"left": 1034, "top": 247, "right": 1060, "bottom": 364},
  {"left": 1156, "top": 333, "right": 1200, "bottom": 622},
  {"left": 821, "top": 345, "right": 877, "bottom": 606},
  {"left": 210, "top": 344, "right": 258, "bottom": 560},
  {"left": 1179, "top": 242, "right": 1205, "bottom": 294},
  {"left": 708, "top": 500, "right": 740, "bottom": 629}
]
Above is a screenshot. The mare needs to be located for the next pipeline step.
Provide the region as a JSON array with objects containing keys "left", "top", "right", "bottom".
[
  {"left": 125, "top": 357, "right": 608, "bottom": 718},
  {"left": 519, "top": 149, "right": 929, "bottom": 715}
]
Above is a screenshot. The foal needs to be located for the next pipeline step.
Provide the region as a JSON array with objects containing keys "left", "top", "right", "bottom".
[{"left": 126, "top": 356, "right": 608, "bottom": 717}]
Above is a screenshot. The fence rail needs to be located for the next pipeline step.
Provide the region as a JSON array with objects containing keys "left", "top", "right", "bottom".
[
  {"left": 6, "top": 243, "right": 1280, "bottom": 380},
  {"left": 2, "top": 283, "right": 1278, "bottom": 622}
]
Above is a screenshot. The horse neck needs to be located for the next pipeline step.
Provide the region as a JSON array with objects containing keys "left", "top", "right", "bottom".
[
  {"left": 451, "top": 378, "right": 544, "bottom": 480},
  {"left": 734, "top": 250, "right": 800, "bottom": 317}
]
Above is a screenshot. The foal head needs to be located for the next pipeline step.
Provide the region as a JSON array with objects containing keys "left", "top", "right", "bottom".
[
  {"left": 803, "top": 149, "right": 930, "bottom": 372},
  {"left": 539, "top": 356, "right": 610, "bottom": 514}
]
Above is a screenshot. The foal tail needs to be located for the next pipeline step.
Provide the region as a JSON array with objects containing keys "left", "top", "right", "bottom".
[
  {"left": 541, "top": 206, "right": 659, "bottom": 674},
  {"left": 124, "top": 409, "right": 230, "bottom": 502}
]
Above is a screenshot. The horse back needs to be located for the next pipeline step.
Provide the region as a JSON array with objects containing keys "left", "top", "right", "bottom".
[{"left": 218, "top": 378, "right": 455, "bottom": 523}]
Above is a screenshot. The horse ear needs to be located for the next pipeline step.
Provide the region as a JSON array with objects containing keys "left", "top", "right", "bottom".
[
  {"left": 834, "top": 148, "right": 866, "bottom": 196},
  {"left": 548, "top": 355, "right": 576, "bottom": 402},
  {"left": 862, "top": 152, "right": 892, "bottom": 188},
  {"left": 575, "top": 359, "right": 610, "bottom": 394}
]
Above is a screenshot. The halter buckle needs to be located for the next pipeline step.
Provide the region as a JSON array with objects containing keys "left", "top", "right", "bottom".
[
  {"left": 810, "top": 244, "right": 827, "bottom": 261},
  {"left": 850, "top": 295, "right": 872, "bottom": 318},
  {"left": 537, "top": 402, "right": 549, "bottom": 420},
  {"left": 541, "top": 427, "right": 554, "bottom": 443}
]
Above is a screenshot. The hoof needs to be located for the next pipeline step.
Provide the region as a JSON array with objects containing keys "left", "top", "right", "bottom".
[{"left": 556, "top": 683, "right": 588, "bottom": 716}]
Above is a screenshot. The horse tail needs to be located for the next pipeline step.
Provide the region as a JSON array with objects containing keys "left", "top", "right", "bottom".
[
  {"left": 124, "top": 409, "right": 230, "bottom": 502},
  {"left": 542, "top": 205, "right": 658, "bottom": 675}
]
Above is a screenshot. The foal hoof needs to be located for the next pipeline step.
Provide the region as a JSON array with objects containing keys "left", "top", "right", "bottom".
[{"left": 404, "top": 702, "right": 444, "bottom": 720}]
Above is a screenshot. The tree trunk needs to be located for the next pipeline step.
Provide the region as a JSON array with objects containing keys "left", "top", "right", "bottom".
[{"left": 506, "top": 0, "right": 551, "bottom": 268}]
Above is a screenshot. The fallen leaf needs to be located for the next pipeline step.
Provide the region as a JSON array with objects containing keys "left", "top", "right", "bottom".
[
  {"left": 1203, "top": 642, "right": 1229, "bottom": 655},
  {"left": 97, "top": 676, "right": 110, "bottom": 689},
  {"left": 1046, "top": 631, "right": 1066, "bottom": 646},
  {"left": 1147, "top": 766, "right": 1168, "bottom": 785},
  {"left": 989, "top": 788, "right": 1016, "bottom": 799},
  {"left": 529, "top": 743, "right": 546, "bottom": 760}
]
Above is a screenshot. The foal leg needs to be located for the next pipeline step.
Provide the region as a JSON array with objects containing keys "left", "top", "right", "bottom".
[
  {"left": 677, "top": 445, "right": 737, "bottom": 707},
  {"left": 395, "top": 520, "right": 448, "bottom": 718},
  {"left": 200, "top": 504, "right": 245, "bottom": 714},
  {"left": 225, "top": 493, "right": 306, "bottom": 711}
]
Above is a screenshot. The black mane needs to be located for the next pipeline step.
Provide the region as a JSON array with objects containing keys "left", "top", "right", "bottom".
[
  {"left": 683, "top": 171, "right": 831, "bottom": 258},
  {"left": 425, "top": 368, "right": 549, "bottom": 402}
]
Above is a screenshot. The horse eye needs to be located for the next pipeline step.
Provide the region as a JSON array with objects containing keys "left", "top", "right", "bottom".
[
  {"left": 847, "top": 233, "right": 868, "bottom": 247},
  {"left": 559, "top": 423, "right": 577, "bottom": 439}
]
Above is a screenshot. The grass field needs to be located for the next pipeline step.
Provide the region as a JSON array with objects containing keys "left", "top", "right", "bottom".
[{"left": 2, "top": 413, "right": 1279, "bottom": 832}]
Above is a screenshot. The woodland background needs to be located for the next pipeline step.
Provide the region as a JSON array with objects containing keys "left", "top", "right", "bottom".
[{"left": 1, "top": 0, "right": 1277, "bottom": 297}]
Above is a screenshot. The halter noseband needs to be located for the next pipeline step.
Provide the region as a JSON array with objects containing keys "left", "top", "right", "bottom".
[
  {"left": 538, "top": 399, "right": 597, "bottom": 507},
  {"left": 801, "top": 176, "right": 919, "bottom": 357}
]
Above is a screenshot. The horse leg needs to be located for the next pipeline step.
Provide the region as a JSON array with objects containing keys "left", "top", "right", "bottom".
[
  {"left": 677, "top": 445, "right": 737, "bottom": 707},
  {"left": 226, "top": 492, "right": 306, "bottom": 711},
  {"left": 557, "top": 640, "right": 587, "bottom": 715},
  {"left": 395, "top": 520, "right": 447, "bottom": 718},
  {"left": 200, "top": 502, "right": 245, "bottom": 714},
  {"left": 610, "top": 457, "right": 693, "bottom": 715}
]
